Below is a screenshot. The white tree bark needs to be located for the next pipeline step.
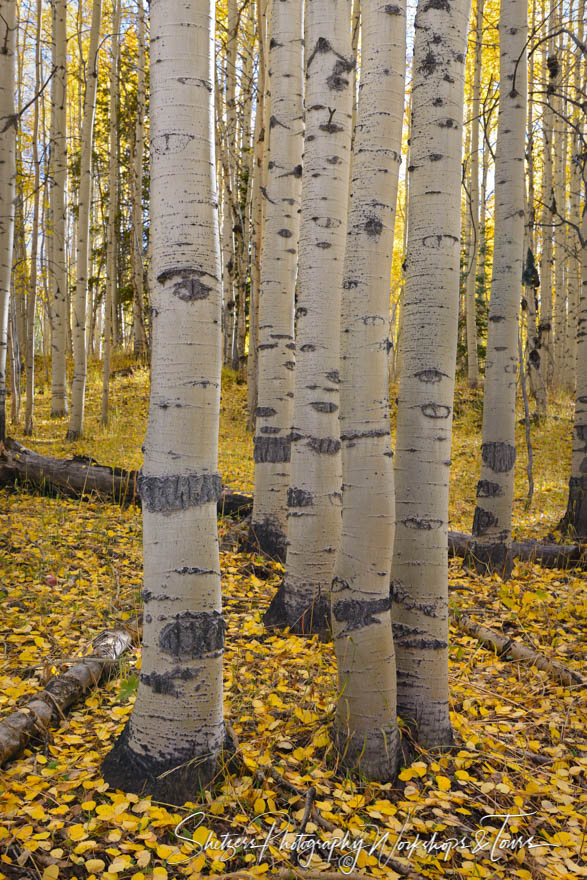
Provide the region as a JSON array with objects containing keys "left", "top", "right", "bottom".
[
  {"left": 24, "top": 0, "right": 42, "bottom": 437},
  {"left": 102, "top": 0, "right": 226, "bottom": 802},
  {"left": 471, "top": 0, "right": 527, "bottom": 575},
  {"left": 464, "top": 0, "right": 483, "bottom": 388},
  {"left": 246, "top": 0, "right": 268, "bottom": 432},
  {"left": 331, "top": 0, "right": 405, "bottom": 781},
  {"left": 66, "top": 0, "right": 102, "bottom": 440},
  {"left": 132, "top": 0, "right": 148, "bottom": 357},
  {"left": 538, "top": 6, "right": 556, "bottom": 393},
  {"left": 391, "top": 0, "right": 470, "bottom": 748},
  {"left": 0, "top": 0, "right": 16, "bottom": 443},
  {"left": 50, "top": 0, "right": 68, "bottom": 417},
  {"left": 101, "top": 0, "right": 120, "bottom": 426},
  {"left": 561, "top": 154, "right": 587, "bottom": 537},
  {"left": 251, "top": 0, "right": 303, "bottom": 559},
  {"left": 264, "top": 0, "right": 354, "bottom": 636}
]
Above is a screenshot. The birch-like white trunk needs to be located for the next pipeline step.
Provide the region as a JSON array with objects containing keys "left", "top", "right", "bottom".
[
  {"left": 391, "top": 0, "right": 470, "bottom": 748},
  {"left": 50, "top": 0, "right": 68, "bottom": 416},
  {"left": 251, "top": 0, "right": 303, "bottom": 559},
  {"left": 246, "top": 0, "right": 268, "bottom": 432},
  {"left": 471, "top": 0, "right": 527, "bottom": 576},
  {"left": 538, "top": 10, "right": 556, "bottom": 393},
  {"left": 0, "top": 0, "right": 16, "bottom": 443},
  {"left": 264, "top": 0, "right": 354, "bottom": 636},
  {"left": 102, "top": 0, "right": 226, "bottom": 802},
  {"left": 331, "top": 0, "right": 405, "bottom": 781},
  {"left": 132, "top": 0, "right": 148, "bottom": 357},
  {"left": 24, "top": 0, "right": 42, "bottom": 437},
  {"left": 66, "top": 0, "right": 102, "bottom": 440},
  {"left": 101, "top": 0, "right": 120, "bottom": 426},
  {"left": 464, "top": 0, "right": 483, "bottom": 388},
  {"left": 561, "top": 164, "right": 587, "bottom": 538}
]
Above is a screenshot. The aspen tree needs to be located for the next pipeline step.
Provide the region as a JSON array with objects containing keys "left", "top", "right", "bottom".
[
  {"left": 566, "top": 0, "right": 584, "bottom": 386},
  {"left": 24, "top": 0, "right": 42, "bottom": 437},
  {"left": 464, "top": 0, "right": 483, "bottom": 388},
  {"left": 264, "top": 0, "right": 354, "bottom": 635},
  {"left": 552, "top": 28, "right": 567, "bottom": 388},
  {"left": 102, "top": 0, "right": 227, "bottom": 801},
  {"left": 66, "top": 0, "right": 102, "bottom": 440},
  {"left": 391, "top": 0, "right": 470, "bottom": 748},
  {"left": 471, "top": 0, "right": 527, "bottom": 576},
  {"left": 132, "top": 0, "right": 148, "bottom": 357},
  {"left": 101, "top": 0, "right": 120, "bottom": 426},
  {"left": 524, "top": 0, "right": 548, "bottom": 418},
  {"left": 331, "top": 0, "right": 405, "bottom": 780},
  {"left": 538, "top": 1, "right": 557, "bottom": 393},
  {"left": 250, "top": 0, "right": 303, "bottom": 559},
  {"left": 246, "top": 0, "right": 268, "bottom": 431},
  {"left": 561, "top": 171, "right": 586, "bottom": 539},
  {"left": 50, "top": 0, "right": 68, "bottom": 416},
  {"left": 0, "top": 0, "right": 16, "bottom": 444}
]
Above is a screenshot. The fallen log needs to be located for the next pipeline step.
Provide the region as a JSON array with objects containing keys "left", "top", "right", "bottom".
[
  {"left": 0, "top": 440, "right": 583, "bottom": 567},
  {"left": 449, "top": 529, "right": 584, "bottom": 569},
  {"left": 0, "top": 438, "right": 253, "bottom": 517},
  {"left": 454, "top": 614, "right": 586, "bottom": 689},
  {"left": 0, "top": 628, "right": 132, "bottom": 766}
]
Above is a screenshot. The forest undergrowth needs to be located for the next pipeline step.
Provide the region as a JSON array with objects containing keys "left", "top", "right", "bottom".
[{"left": 0, "top": 360, "right": 585, "bottom": 880}]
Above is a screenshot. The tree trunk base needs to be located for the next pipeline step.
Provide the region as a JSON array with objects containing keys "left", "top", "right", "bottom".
[
  {"left": 466, "top": 540, "right": 514, "bottom": 579},
  {"left": 395, "top": 699, "right": 454, "bottom": 751},
  {"left": 333, "top": 722, "right": 399, "bottom": 782},
  {"left": 247, "top": 518, "right": 287, "bottom": 562},
  {"left": 263, "top": 582, "right": 331, "bottom": 639},
  {"left": 102, "top": 721, "right": 235, "bottom": 804},
  {"left": 65, "top": 429, "right": 82, "bottom": 442},
  {"left": 558, "top": 476, "right": 587, "bottom": 541}
]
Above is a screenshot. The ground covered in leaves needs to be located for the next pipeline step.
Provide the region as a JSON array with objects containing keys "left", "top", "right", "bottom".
[{"left": 0, "top": 362, "right": 585, "bottom": 879}]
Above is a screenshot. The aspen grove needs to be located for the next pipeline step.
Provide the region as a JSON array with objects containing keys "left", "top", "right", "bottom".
[{"left": 0, "top": 0, "right": 585, "bottom": 876}]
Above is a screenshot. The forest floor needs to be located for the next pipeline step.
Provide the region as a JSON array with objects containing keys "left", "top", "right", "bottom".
[{"left": 0, "top": 358, "right": 585, "bottom": 880}]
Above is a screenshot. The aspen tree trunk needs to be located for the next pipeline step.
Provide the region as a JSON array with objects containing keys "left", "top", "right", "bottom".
[
  {"left": 222, "top": 0, "right": 238, "bottom": 367},
  {"left": 24, "top": 0, "right": 42, "bottom": 437},
  {"left": 552, "top": 28, "right": 567, "bottom": 389},
  {"left": 222, "top": 180, "right": 235, "bottom": 367},
  {"left": 246, "top": 0, "right": 268, "bottom": 432},
  {"left": 132, "top": 0, "right": 148, "bottom": 357},
  {"left": 349, "top": 0, "right": 360, "bottom": 153},
  {"left": 0, "top": 0, "right": 16, "bottom": 444},
  {"left": 331, "top": 0, "right": 405, "bottom": 780},
  {"left": 390, "top": 0, "right": 470, "bottom": 748},
  {"left": 250, "top": 0, "right": 303, "bottom": 559},
  {"left": 471, "top": 0, "right": 527, "bottom": 576},
  {"left": 566, "top": 0, "right": 584, "bottom": 387},
  {"left": 50, "top": 0, "right": 68, "bottom": 416},
  {"left": 561, "top": 195, "right": 586, "bottom": 538},
  {"left": 477, "top": 131, "right": 489, "bottom": 301},
  {"left": 524, "top": 0, "right": 547, "bottom": 418},
  {"left": 101, "top": 0, "right": 120, "bottom": 426},
  {"left": 464, "top": 0, "right": 482, "bottom": 388},
  {"left": 538, "top": 6, "right": 556, "bottom": 392},
  {"left": 102, "top": 0, "right": 227, "bottom": 802},
  {"left": 66, "top": 0, "right": 102, "bottom": 440},
  {"left": 264, "top": 0, "right": 354, "bottom": 635}
]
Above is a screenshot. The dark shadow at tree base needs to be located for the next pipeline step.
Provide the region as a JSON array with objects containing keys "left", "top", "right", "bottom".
[
  {"left": 101, "top": 722, "right": 235, "bottom": 805},
  {"left": 466, "top": 541, "right": 514, "bottom": 580},
  {"left": 332, "top": 722, "right": 400, "bottom": 783},
  {"left": 263, "top": 582, "right": 331, "bottom": 640},
  {"left": 245, "top": 518, "right": 287, "bottom": 563},
  {"left": 558, "top": 476, "right": 587, "bottom": 542}
]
